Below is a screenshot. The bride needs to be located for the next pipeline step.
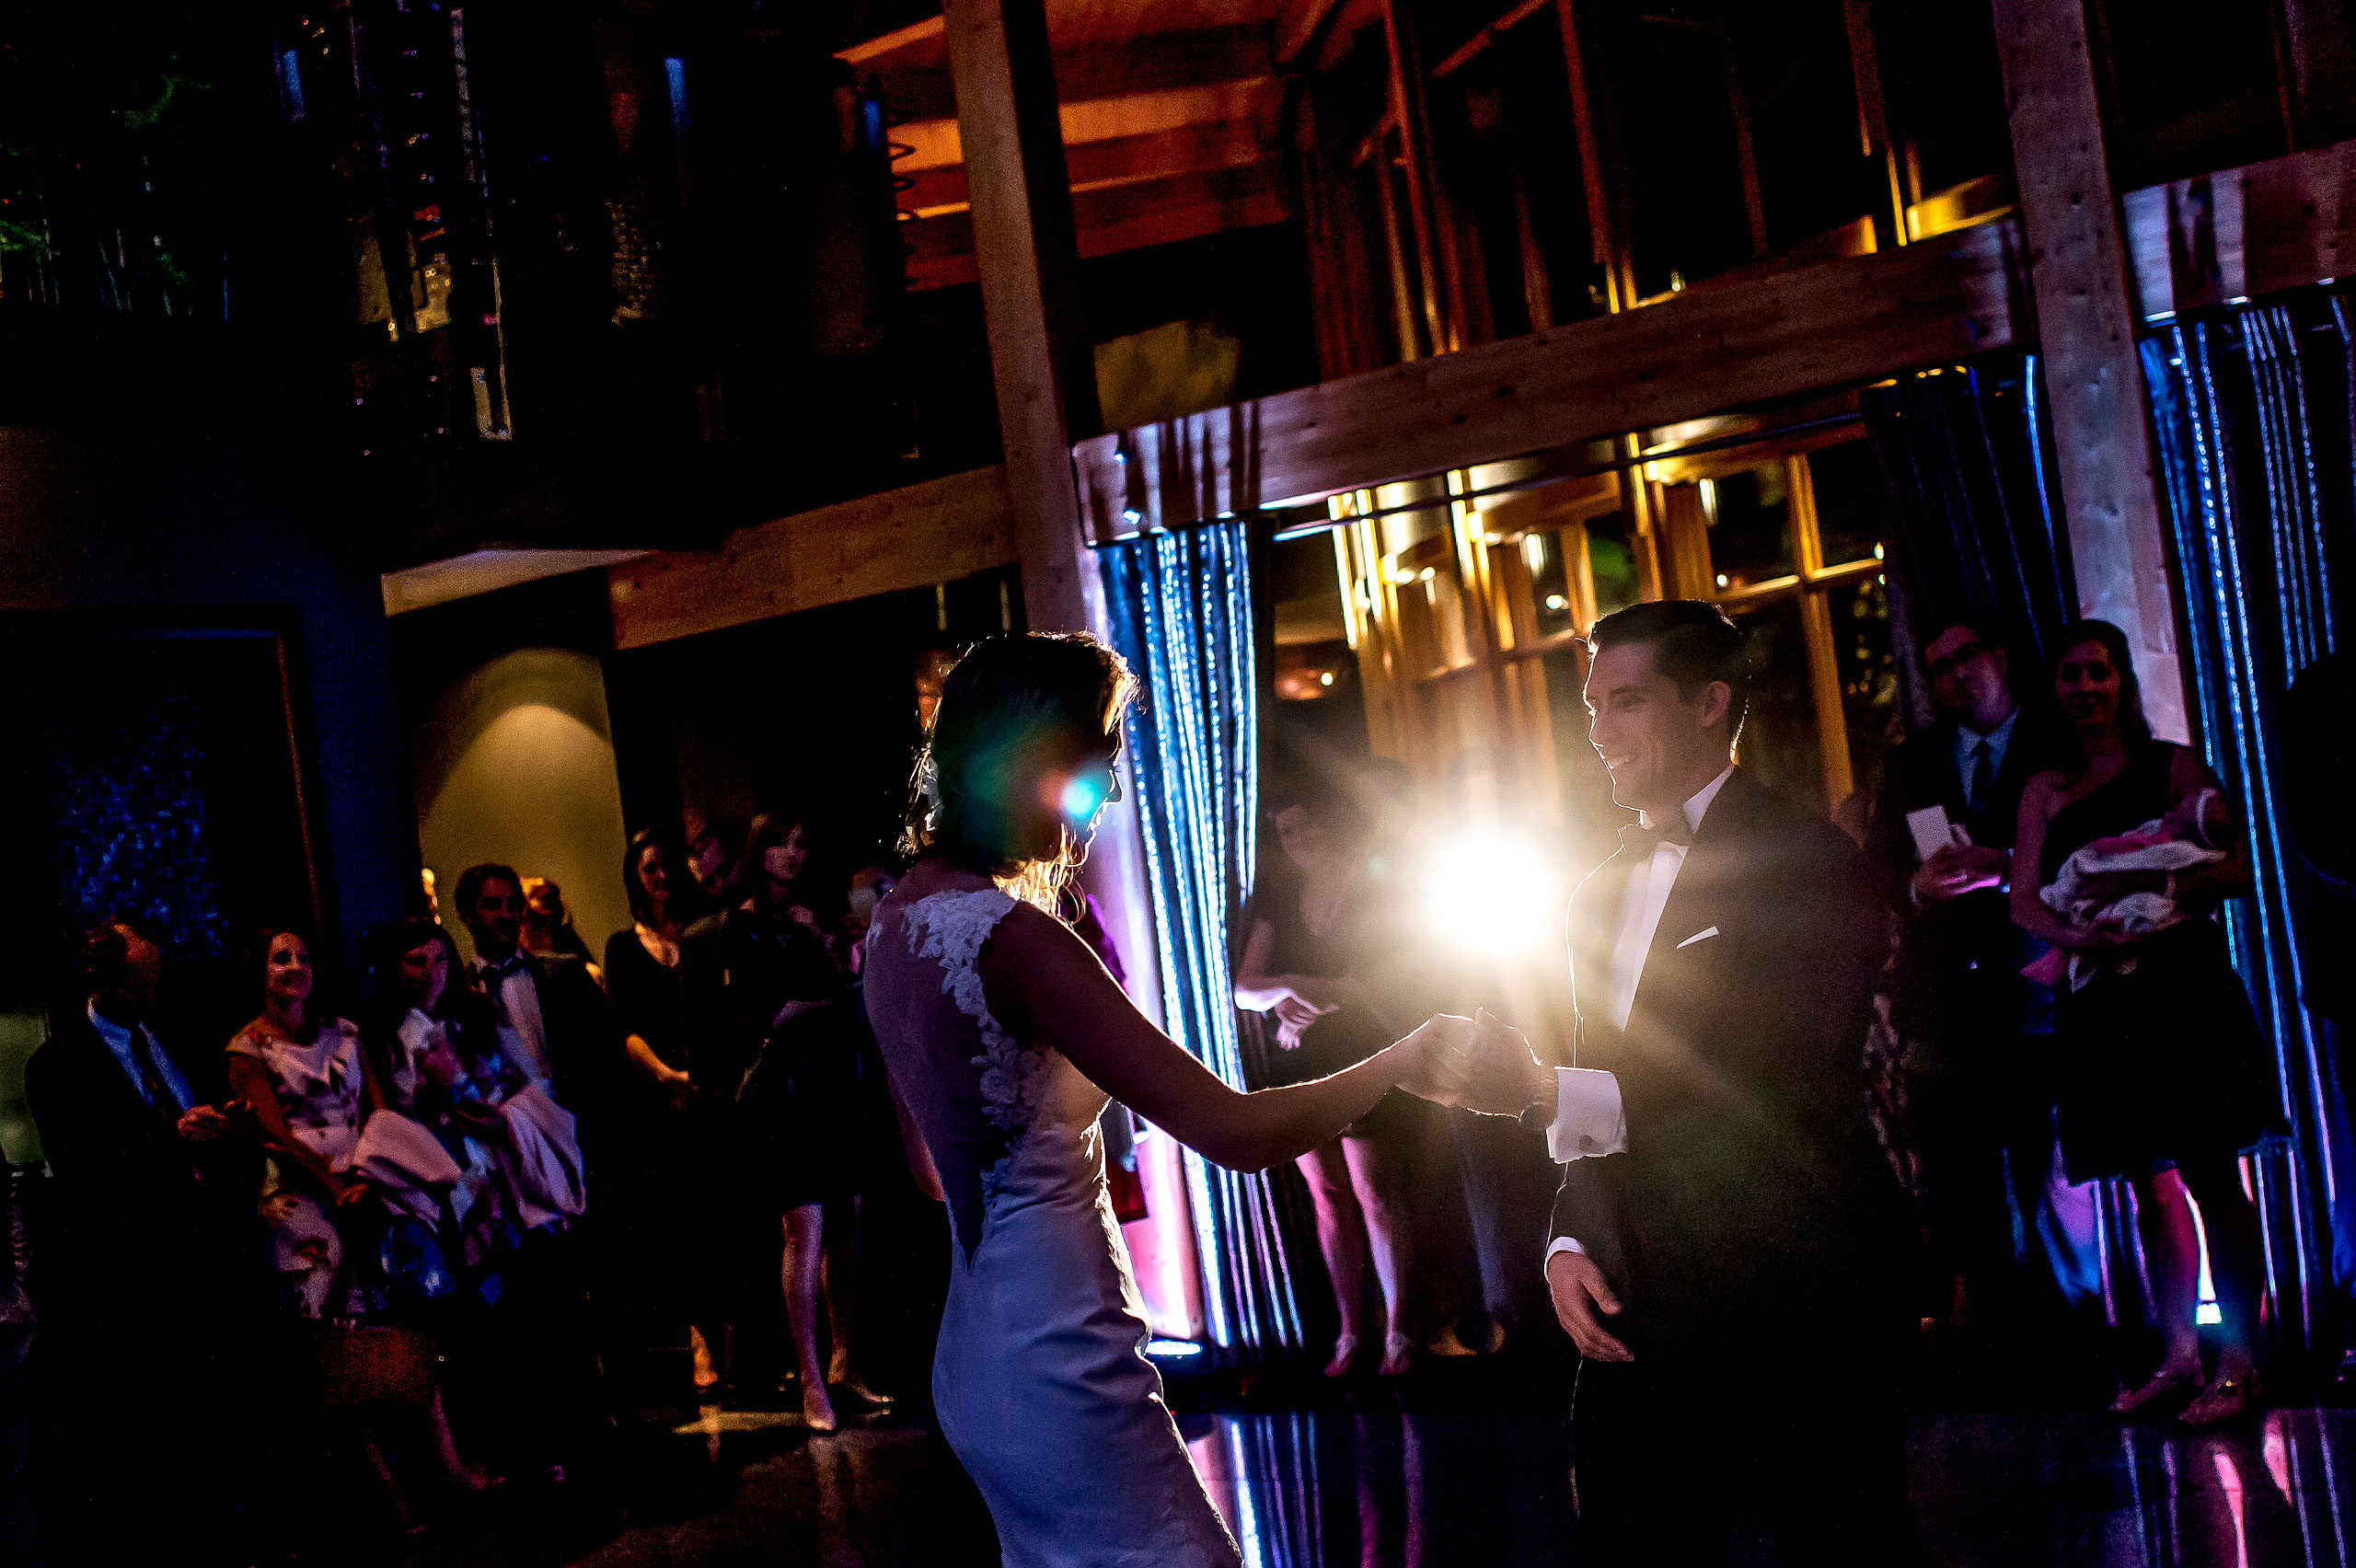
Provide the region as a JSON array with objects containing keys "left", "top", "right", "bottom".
[{"left": 864, "top": 632, "right": 1469, "bottom": 1567}]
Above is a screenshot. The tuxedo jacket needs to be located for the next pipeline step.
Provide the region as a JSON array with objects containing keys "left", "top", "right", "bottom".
[
  {"left": 1865, "top": 716, "right": 2053, "bottom": 1044},
  {"left": 1550, "top": 769, "right": 1902, "bottom": 1346},
  {"left": 506, "top": 951, "right": 625, "bottom": 1135},
  {"left": 26, "top": 1016, "right": 264, "bottom": 1315}
]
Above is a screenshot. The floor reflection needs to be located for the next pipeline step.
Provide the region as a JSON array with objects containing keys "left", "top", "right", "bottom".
[{"left": 1190, "top": 1406, "right": 2356, "bottom": 1568}]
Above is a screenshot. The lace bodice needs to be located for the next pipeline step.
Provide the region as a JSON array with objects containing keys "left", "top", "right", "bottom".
[{"left": 867, "top": 883, "right": 1102, "bottom": 1253}]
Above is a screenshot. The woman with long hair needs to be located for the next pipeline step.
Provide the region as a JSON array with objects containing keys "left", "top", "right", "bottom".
[
  {"left": 2013, "top": 620, "right": 2281, "bottom": 1425},
  {"left": 864, "top": 633, "right": 1466, "bottom": 1564},
  {"left": 604, "top": 827, "right": 717, "bottom": 1389},
  {"left": 681, "top": 811, "right": 892, "bottom": 1428},
  {"left": 1234, "top": 782, "right": 1421, "bottom": 1377}
]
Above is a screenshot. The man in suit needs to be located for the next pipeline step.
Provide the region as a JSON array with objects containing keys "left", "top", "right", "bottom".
[
  {"left": 1865, "top": 621, "right": 2061, "bottom": 1336},
  {"left": 1445, "top": 601, "right": 1911, "bottom": 1563},
  {"left": 456, "top": 861, "right": 623, "bottom": 1131},
  {"left": 27, "top": 921, "right": 271, "bottom": 1562}
]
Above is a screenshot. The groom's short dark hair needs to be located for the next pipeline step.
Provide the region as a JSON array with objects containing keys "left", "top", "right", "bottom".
[{"left": 1588, "top": 600, "right": 1750, "bottom": 738}]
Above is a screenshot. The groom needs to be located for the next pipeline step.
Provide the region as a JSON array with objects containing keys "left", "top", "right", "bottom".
[{"left": 1445, "top": 601, "right": 1912, "bottom": 1563}]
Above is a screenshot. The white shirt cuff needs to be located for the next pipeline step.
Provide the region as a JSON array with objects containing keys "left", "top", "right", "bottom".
[
  {"left": 1545, "top": 1235, "right": 1586, "bottom": 1262},
  {"left": 1545, "top": 1066, "right": 1627, "bottom": 1163}
]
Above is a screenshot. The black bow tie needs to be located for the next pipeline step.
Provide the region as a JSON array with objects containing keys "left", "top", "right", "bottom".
[
  {"left": 479, "top": 954, "right": 528, "bottom": 982},
  {"left": 1623, "top": 813, "right": 1694, "bottom": 852}
]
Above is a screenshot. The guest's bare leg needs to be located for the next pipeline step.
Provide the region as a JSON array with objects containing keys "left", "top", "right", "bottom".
[
  {"left": 1299, "top": 1141, "right": 1369, "bottom": 1375},
  {"left": 2113, "top": 1169, "right": 2204, "bottom": 1412},
  {"left": 782, "top": 1205, "right": 837, "bottom": 1431},
  {"left": 1344, "top": 1133, "right": 1415, "bottom": 1375},
  {"left": 820, "top": 1201, "right": 889, "bottom": 1403},
  {"left": 2177, "top": 1157, "right": 2266, "bottom": 1424}
]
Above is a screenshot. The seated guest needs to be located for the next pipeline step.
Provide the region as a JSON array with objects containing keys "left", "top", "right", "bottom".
[
  {"left": 521, "top": 875, "right": 600, "bottom": 973},
  {"left": 26, "top": 920, "right": 271, "bottom": 1560},
  {"left": 2014, "top": 621, "right": 2281, "bottom": 1425},
  {"left": 222, "top": 926, "right": 385, "bottom": 1320},
  {"left": 1865, "top": 620, "right": 2062, "bottom": 1336}
]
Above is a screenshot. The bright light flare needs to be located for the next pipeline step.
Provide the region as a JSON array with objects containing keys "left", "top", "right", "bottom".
[
  {"left": 1145, "top": 1338, "right": 1206, "bottom": 1358},
  {"left": 1059, "top": 774, "right": 1107, "bottom": 823},
  {"left": 1426, "top": 829, "right": 1558, "bottom": 953}
]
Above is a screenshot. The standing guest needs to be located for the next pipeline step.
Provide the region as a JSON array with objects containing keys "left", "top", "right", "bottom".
[
  {"left": 26, "top": 920, "right": 270, "bottom": 1564},
  {"left": 680, "top": 814, "right": 893, "bottom": 1430},
  {"left": 688, "top": 819, "right": 747, "bottom": 909},
  {"left": 521, "top": 875, "right": 599, "bottom": 971},
  {"left": 1867, "top": 621, "right": 2061, "bottom": 1336},
  {"left": 1235, "top": 785, "right": 1420, "bottom": 1377},
  {"left": 455, "top": 862, "right": 624, "bottom": 1135},
  {"left": 222, "top": 927, "right": 385, "bottom": 1320},
  {"left": 2013, "top": 620, "right": 2279, "bottom": 1425},
  {"left": 1440, "top": 601, "right": 1912, "bottom": 1563},
  {"left": 603, "top": 827, "right": 718, "bottom": 1390}
]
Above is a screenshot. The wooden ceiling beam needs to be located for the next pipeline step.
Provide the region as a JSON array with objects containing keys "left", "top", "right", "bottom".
[
  {"left": 903, "top": 113, "right": 1273, "bottom": 213},
  {"left": 907, "top": 159, "right": 1290, "bottom": 289},
  {"left": 850, "top": 24, "right": 1276, "bottom": 123},
  {"left": 2123, "top": 135, "right": 2356, "bottom": 320},
  {"left": 606, "top": 467, "right": 1015, "bottom": 650},
  {"left": 1070, "top": 217, "right": 2027, "bottom": 536}
]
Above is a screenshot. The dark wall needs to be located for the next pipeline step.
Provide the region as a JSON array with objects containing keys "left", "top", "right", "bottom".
[{"left": 0, "top": 424, "right": 415, "bottom": 955}]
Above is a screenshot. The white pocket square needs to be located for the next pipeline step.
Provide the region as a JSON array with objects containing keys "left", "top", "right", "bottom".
[{"left": 1675, "top": 926, "right": 1719, "bottom": 949}]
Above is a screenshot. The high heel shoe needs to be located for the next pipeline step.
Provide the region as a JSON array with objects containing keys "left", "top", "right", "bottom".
[
  {"left": 802, "top": 1384, "right": 839, "bottom": 1434},
  {"left": 1322, "top": 1333, "right": 1362, "bottom": 1378},
  {"left": 2110, "top": 1364, "right": 2203, "bottom": 1417},
  {"left": 2178, "top": 1371, "right": 2260, "bottom": 1427},
  {"left": 1379, "top": 1330, "right": 1415, "bottom": 1378}
]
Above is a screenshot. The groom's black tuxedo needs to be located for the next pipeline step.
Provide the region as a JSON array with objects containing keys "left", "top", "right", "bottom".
[{"left": 1551, "top": 767, "right": 1912, "bottom": 1564}]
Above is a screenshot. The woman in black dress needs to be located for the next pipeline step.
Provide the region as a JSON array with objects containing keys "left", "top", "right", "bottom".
[
  {"left": 2014, "top": 620, "right": 2279, "bottom": 1425},
  {"left": 603, "top": 828, "right": 713, "bottom": 1388},
  {"left": 1234, "top": 786, "right": 1418, "bottom": 1377},
  {"left": 680, "top": 812, "right": 895, "bottom": 1430}
]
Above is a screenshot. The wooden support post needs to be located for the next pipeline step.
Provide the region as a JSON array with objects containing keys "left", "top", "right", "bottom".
[
  {"left": 942, "top": 0, "right": 1171, "bottom": 1042},
  {"left": 1991, "top": 0, "right": 2192, "bottom": 743},
  {"left": 943, "top": 0, "right": 1103, "bottom": 635}
]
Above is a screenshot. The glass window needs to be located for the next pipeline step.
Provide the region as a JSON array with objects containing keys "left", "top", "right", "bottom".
[
  {"left": 1585, "top": 512, "right": 1639, "bottom": 621},
  {"left": 1807, "top": 441, "right": 1900, "bottom": 569},
  {"left": 1523, "top": 529, "right": 1577, "bottom": 640},
  {"left": 1727, "top": 598, "right": 1824, "bottom": 805},
  {"left": 1703, "top": 465, "right": 1796, "bottom": 589},
  {"left": 1832, "top": 575, "right": 1901, "bottom": 800}
]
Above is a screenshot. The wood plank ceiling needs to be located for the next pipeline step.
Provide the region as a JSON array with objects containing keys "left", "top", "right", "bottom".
[{"left": 840, "top": 0, "right": 1299, "bottom": 289}]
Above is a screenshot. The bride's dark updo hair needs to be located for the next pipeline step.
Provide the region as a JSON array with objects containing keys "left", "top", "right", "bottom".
[{"left": 905, "top": 632, "right": 1137, "bottom": 906}]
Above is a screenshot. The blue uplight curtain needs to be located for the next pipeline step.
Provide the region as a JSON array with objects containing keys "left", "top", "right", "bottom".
[
  {"left": 1099, "top": 521, "right": 1305, "bottom": 1355},
  {"left": 2142, "top": 300, "right": 2356, "bottom": 1358}
]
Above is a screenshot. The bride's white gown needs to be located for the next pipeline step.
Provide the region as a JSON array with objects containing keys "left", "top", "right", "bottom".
[{"left": 866, "top": 886, "right": 1242, "bottom": 1568}]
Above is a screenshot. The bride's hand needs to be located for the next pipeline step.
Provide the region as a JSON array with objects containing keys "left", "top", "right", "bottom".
[{"left": 1390, "top": 1013, "right": 1477, "bottom": 1104}]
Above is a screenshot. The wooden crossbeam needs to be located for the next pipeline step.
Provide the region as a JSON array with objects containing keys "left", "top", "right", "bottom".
[
  {"left": 903, "top": 113, "right": 1273, "bottom": 213},
  {"left": 907, "top": 160, "right": 1289, "bottom": 289},
  {"left": 1070, "top": 217, "right": 2027, "bottom": 536},
  {"left": 849, "top": 23, "right": 1276, "bottom": 123},
  {"left": 605, "top": 467, "right": 1016, "bottom": 651},
  {"left": 2122, "top": 136, "right": 2356, "bottom": 321}
]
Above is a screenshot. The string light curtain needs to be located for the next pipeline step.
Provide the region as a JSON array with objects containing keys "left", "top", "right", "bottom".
[
  {"left": 1099, "top": 520, "right": 1305, "bottom": 1356},
  {"left": 1861, "top": 354, "right": 2078, "bottom": 661},
  {"left": 2142, "top": 298, "right": 2356, "bottom": 1357}
]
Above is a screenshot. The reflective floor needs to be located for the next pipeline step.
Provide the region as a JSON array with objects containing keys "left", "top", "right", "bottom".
[{"left": 537, "top": 1399, "right": 2356, "bottom": 1568}]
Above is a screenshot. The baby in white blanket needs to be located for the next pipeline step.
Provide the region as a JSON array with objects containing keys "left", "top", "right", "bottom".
[{"left": 2024, "top": 788, "right": 2229, "bottom": 991}]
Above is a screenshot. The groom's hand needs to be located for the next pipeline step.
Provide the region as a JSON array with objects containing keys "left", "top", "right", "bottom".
[
  {"left": 1450, "top": 1009, "right": 1553, "bottom": 1118},
  {"left": 1391, "top": 1014, "right": 1477, "bottom": 1102},
  {"left": 1545, "top": 1249, "right": 1633, "bottom": 1362}
]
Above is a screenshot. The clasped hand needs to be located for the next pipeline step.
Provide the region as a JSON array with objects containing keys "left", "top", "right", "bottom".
[{"left": 1392, "top": 1009, "right": 1551, "bottom": 1118}]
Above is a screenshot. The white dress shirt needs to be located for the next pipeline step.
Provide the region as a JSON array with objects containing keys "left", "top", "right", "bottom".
[
  {"left": 1546, "top": 765, "right": 1733, "bottom": 1263},
  {"left": 478, "top": 956, "right": 553, "bottom": 1087},
  {"left": 87, "top": 1001, "right": 195, "bottom": 1114}
]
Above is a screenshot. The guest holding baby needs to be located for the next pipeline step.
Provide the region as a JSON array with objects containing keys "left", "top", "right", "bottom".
[{"left": 2013, "top": 619, "right": 2281, "bottom": 1425}]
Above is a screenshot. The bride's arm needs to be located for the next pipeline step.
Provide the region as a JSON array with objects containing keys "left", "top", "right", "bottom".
[{"left": 981, "top": 903, "right": 1459, "bottom": 1172}]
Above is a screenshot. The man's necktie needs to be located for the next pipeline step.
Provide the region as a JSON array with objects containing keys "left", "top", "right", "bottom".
[
  {"left": 1968, "top": 739, "right": 1994, "bottom": 816},
  {"left": 132, "top": 1029, "right": 180, "bottom": 1121}
]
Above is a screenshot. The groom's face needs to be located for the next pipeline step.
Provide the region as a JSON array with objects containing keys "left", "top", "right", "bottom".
[{"left": 1585, "top": 640, "right": 1728, "bottom": 817}]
